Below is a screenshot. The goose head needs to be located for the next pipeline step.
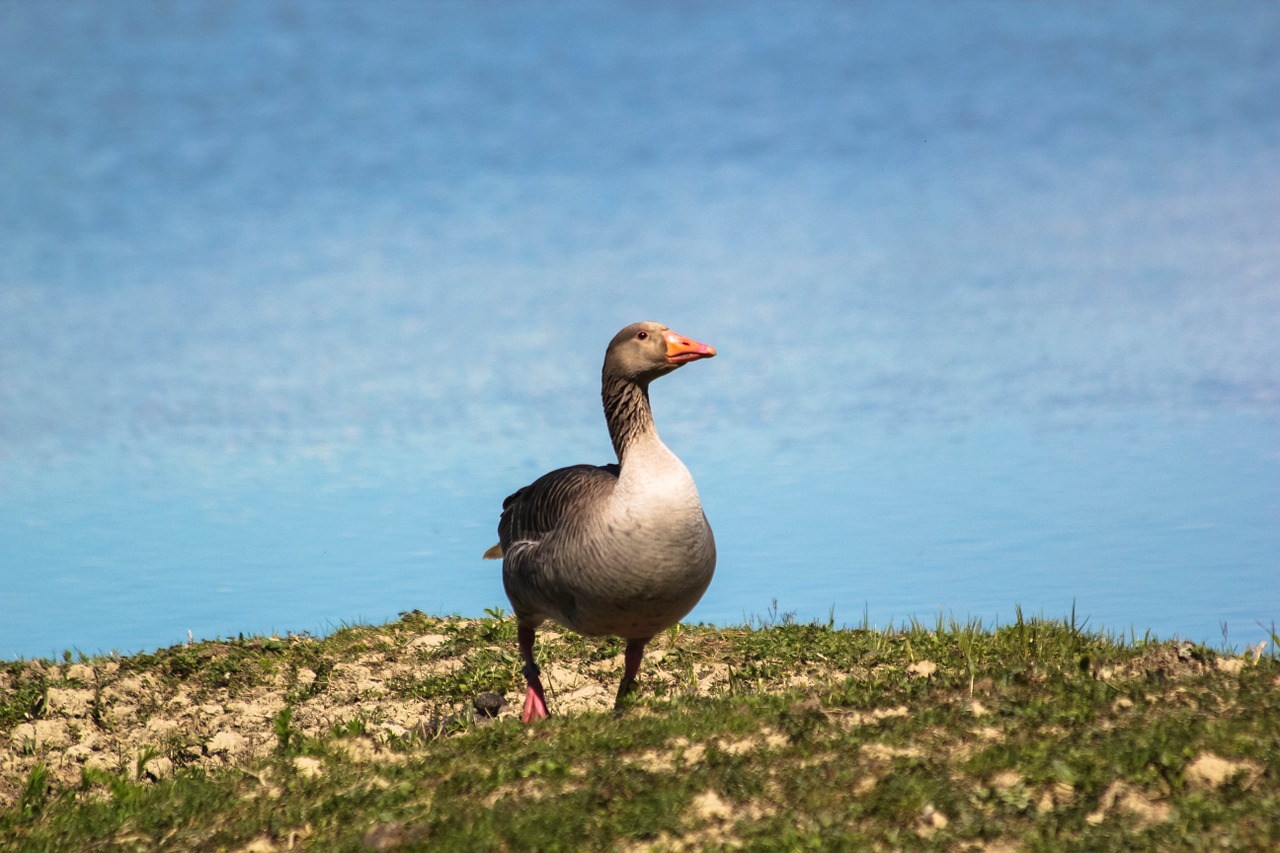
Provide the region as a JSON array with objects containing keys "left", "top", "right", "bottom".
[{"left": 605, "top": 321, "right": 717, "bottom": 385}]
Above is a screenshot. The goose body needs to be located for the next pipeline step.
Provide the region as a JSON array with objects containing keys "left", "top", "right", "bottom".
[{"left": 487, "top": 321, "right": 717, "bottom": 721}]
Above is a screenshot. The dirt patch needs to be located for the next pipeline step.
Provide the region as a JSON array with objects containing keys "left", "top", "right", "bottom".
[
  {"left": 1185, "top": 752, "right": 1263, "bottom": 790},
  {"left": 1113, "top": 641, "right": 1262, "bottom": 684},
  {"left": 861, "top": 742, "right": 922, "bottom": 761},
  {"left": 1085, "top": 781, "right": 1170, "bottom": 828},
  {"left": 0, "top": 624, "right": 767, "bottom": 809},
  {"left": 0, "top": 641, "right": 460, "bottom": 807}
]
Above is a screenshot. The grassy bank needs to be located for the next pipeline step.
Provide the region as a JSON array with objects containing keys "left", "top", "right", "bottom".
[{"left": 2, "top": 610, "right": 1277, "bottom": 851}]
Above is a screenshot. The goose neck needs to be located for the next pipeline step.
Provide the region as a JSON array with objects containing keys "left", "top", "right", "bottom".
[{"left": 602, "top": 374, "right": 658, "bottom": 461}]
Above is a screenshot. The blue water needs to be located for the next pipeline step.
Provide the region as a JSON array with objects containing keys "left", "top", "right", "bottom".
[{"left": 2, "top": 1, "right": 1278, "bottom": 659}]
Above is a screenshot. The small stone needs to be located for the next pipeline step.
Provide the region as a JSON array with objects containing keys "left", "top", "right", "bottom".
[
  {"left": 362, "top": 822, "right": 407, "bottom": 851},
  {"left": 907, "top": 660, "right": 937, "bottom": 678},
  {"left": 66, "top": 664, "right": 96, "bottom": 683},
  {"left": 207, "top": 730, "right": 246, "bottom": 756},
  {"left": 141, "top": 756, "right": 174, "bottom": 781},
  {"left": 473, "top": 692, "right": 506, "bottom": 718},
  {"left": 917, "top": 804, "right": 948, "bottom": 834},
  {"left": 293, "top": 756, "right": 324, "bottom": 779},
  {"left": 692, "top": 790, "right": 732, "bottom": 822},
  {"left": 46, "top": 688, "right": 94, "bottom": 716},
  {"left": 990, "top": 769, "right": 1022, "bottom": 790},
  {"left": 1186, "top": 752, "right": 1261, "bottom": 790},
  {"left": 1215, "top": 657, "right": 1244, "bottom": 675}
]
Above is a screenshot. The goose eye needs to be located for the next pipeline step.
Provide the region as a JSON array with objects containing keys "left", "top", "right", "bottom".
[{"left": 636, "top": 331, "right": 648, "bottom": 340}]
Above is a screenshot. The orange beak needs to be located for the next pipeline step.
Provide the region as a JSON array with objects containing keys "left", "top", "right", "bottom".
[{"left": 663, "top": 329, "right": 717, "bottom": 365}]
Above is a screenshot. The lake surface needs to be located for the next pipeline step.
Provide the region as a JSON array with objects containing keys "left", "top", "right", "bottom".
[{"left": 2, "top": 1, "right": 1278, "bottom": 659}]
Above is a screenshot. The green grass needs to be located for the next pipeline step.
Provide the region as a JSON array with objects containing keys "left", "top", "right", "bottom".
[{"left": 1, "top": 610, "right": 1277, "bottom": 851}]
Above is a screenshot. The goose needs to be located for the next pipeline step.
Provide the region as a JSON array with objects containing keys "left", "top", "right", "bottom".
[{"left": 483, "top": 321, "right": 717, "bottom": 722}]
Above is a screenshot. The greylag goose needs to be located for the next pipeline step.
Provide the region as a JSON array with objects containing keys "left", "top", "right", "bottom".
[{"left": 484, "top": 322, "right": 717, "bottom": 722}]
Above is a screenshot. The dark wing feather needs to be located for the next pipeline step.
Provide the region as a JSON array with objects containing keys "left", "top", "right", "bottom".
[{"left": 497, "top": 463, "right": 620, "bottom": 551}]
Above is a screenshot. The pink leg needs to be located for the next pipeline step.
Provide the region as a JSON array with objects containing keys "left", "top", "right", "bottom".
[
  {"left": 518, "top": 625, "right": 549, "bottom": 723},
  {"left": 615, "top": 637, "right": 650, "bottom": 709}
]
